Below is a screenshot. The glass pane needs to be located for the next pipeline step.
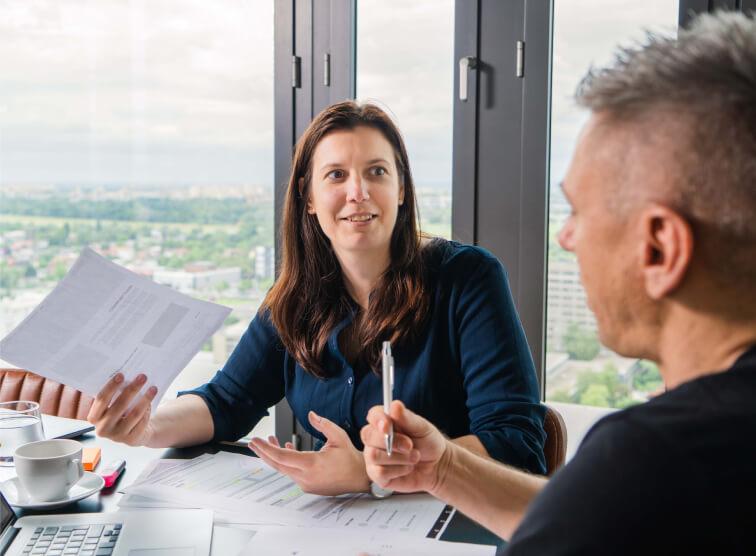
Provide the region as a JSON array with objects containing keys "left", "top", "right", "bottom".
[
  {"left": 356, "top": 0, "right": 454, "bottom": 239},
  {"left": 0, "top": 1, "right": 275, "bottom": 438},
  {"left": 545, "top": 1, "right": 678, "bottom": 409}
]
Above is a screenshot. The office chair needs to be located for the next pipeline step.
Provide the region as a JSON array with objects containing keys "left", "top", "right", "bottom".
[
  {"left": 544, "top": 404, "right": 568, "bottom": 476},
  {"left": 0, "top": 368, "right": 93, "bottom": 420}
]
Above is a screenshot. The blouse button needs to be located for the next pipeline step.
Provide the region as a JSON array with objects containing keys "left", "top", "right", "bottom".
[{"left": 347, "top": 376, "right": 354, "bottom": 385}]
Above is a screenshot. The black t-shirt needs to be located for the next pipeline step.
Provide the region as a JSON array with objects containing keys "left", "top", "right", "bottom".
[{"left": 505, "top": 346, "right": 756, "bottom": 555}]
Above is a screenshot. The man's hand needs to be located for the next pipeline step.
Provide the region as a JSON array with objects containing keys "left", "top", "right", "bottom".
[
  {"left": 249, "top": 411, "right": 370, "bottom": 496},
  {"left": 361, "top": 400, "right": 452, "bottom": 495}
]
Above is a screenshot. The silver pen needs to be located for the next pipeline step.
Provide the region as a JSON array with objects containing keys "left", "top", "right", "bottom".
[{"left": 381, "top": 341, "right": 394, "bottom": 456}]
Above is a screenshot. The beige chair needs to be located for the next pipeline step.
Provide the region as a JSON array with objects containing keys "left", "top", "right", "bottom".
[
  {"left": 543, "top": 404, "right": 568, "bottom": 475},
  {"left": 0, "top": 369, "right": 94, "bottom": 420}
]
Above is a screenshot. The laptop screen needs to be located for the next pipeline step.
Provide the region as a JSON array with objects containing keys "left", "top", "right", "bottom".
[
  {"left": 0, "top": 489, "right": 15, "bottom": 533},
  {"left": 0, "top": 488, "right": 17, "bottom": 553}
]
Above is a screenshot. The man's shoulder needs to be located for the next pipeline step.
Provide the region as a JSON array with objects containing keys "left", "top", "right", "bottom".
[
  {"left": 507, "top": 386, "right": 756, "bottom": 555},
  {"left": 579, "top": 377, "right": 755, "bottom": 467}
]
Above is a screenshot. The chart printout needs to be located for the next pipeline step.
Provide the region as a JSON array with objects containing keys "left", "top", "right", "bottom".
[{"left": 124, "top": 452, "right": 450, "bottom": 536}]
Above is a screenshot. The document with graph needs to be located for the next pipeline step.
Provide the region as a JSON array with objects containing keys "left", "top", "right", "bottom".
[
  {"left": 123, "top": 452, "right": 453, "bottom": 537},
  {"left": 0, "top": 247, "right": 230, "bottom": 411}
]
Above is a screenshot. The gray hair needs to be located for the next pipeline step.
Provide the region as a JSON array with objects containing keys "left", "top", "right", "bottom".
[{"left": 576, "top": 11, "right": 756, "bottom": 290}]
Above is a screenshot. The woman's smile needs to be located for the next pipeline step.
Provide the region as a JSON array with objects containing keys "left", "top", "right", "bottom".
[{"left": 340, "top": 211, "right": 378, "bottom": 226}]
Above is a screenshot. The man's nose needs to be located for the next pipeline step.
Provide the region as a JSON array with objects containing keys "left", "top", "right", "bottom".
[
  {"left": 557, "top": 219, "right": 575, "bottom": 252},
  {"left": 346, "top": 174, "right": 369, "bottom": 202}
]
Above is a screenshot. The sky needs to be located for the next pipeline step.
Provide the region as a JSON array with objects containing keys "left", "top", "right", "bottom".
[
  {"left": 0, "top": 0, "right": 677, "bottom": 190},
  {"left": 0, "top": 0, "right": 275, "bottom": 187}
]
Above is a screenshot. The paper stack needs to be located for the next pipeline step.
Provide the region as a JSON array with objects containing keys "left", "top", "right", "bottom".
[{"left": 118, "top": 452, "right": 496, "bottom": 555}]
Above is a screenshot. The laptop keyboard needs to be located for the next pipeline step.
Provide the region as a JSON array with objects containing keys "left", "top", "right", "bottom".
[{"left": 21, "top": 524, "right": 122, "bottom": 556}]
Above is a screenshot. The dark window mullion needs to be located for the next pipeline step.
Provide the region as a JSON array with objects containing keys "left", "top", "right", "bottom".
[
  {"left": 452, "top": 0, "right": 480, "bottom": 246},
  {"left": 454, "top": 0, "right": 552, "bottom": 395},
  {"left": 274, "top": 0, "right": 354, "bottom": 448},
  {"left": 273, "top": 0, "right": 297, "bottom": 444}
]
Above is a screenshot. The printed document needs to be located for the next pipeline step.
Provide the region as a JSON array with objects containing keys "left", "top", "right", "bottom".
[
  {"left": 123, "top": 452, "right": 451, "bottom": 537},
  {"left": 240, "top": 525, "right": 496, "bottom": 555},
  {"left": 0, "top": 247, "right": 230, "bottom": 410}
]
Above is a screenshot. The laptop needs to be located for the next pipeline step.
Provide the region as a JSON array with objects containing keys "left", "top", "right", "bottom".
[
  {"left": 41, "top": 415, "right": 94, "bottom": 441},
  {"left": 0, "top": 490, "right": 213, "bottom": 556}
]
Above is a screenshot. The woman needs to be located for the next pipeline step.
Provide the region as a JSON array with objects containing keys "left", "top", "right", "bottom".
[{"left": 88, "top": 101, "right": 546, "bottom": 495}]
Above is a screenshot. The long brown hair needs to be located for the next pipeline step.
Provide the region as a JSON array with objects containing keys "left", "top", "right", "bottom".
[{"left": 262, "top": 101, "right": 430, "bottom": 378}]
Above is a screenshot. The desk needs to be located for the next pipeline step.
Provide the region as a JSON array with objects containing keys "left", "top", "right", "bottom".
[{"left": 14, "top": 432, "right": 506, "bottom": 553}]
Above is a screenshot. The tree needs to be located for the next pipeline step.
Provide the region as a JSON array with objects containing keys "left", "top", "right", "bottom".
[
  {"left": 563, "top": 323, "right": 600, "bottom": 360},
  {"left": 580, "top": 384, "right": 610, "bottom": 407},
  {"left": 0, "top": 264, "right": 23, "bottom": 292},
  {"left": 572, "top": 362, "right": 635, "bottom": 409},
  {"left": 548, "top": 390, "right": 572, "bottom": 403},
  {"left": 633, "top": 361, "right": 663, "bottom": 392},
  {"left": 52, "top": 262, "right": 68, "bottom": 281}
]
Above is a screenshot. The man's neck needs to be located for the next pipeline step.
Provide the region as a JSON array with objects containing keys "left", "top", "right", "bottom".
[{"left": 657, "top": 309, "right": 756, "bottom": 389}]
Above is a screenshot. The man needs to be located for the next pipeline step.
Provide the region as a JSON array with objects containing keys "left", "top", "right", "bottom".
[{"left": 361, "top": 11, "right": 756, "bottom": 554}]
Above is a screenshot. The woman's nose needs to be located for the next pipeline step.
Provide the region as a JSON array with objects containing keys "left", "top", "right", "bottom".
[{"left": 346, "top": 175, "right": 369, "bottom": 202}]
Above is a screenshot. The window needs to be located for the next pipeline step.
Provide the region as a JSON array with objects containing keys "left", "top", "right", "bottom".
[
  {"left": 545, "top": 1, "right": 678, "bottom": 409},
  {"left": 356, "top": 0, "right": 454, "bottom": 239},
  {"left": 0, "top": 1, "right": 275, "bottom": 437}
]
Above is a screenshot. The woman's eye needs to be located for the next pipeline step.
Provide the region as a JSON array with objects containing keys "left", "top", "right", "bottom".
[
  {"left": 327, "top": 169, "right": 345, "bottom": 180},
  {"left": 370, "top": 166, "right": 387, "bottom": 177}
]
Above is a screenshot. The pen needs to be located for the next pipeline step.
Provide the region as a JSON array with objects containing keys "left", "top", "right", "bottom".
[{"left": 382, "top": 341, "right": 394, "bottom": 456}]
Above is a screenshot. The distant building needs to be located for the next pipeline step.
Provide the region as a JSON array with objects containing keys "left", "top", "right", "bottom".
[
  {"left": 254, "top": 246, "right": 274, "bottom": 279},
  {"left": 212, "top": 320, "right": 249, "bottom": 364},
  {"left": 153, "top": 266, "right": 241, "bottom": 292},
  {"left": 546, "top": 259, "right": 598, "bottom": 352}
]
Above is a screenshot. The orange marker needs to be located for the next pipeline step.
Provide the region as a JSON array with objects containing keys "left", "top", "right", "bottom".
[{"left": 82, "top": 447, "right": 101, "bottom": 471}]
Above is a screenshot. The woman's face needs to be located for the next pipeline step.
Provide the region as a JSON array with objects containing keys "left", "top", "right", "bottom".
[{"left": 306, "top": 125, "right": 405, "bottom": 259}]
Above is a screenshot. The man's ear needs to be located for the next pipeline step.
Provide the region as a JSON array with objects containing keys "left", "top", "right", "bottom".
[
  {"left": 299, "top": 178, "right": 316, "bottom": 214},
  {"left": 640, "top": 204, "right": 694, "bottom": 300}
]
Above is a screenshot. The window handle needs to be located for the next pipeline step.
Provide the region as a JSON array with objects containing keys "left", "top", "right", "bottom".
[{"left": 459, "top": 56, "right": 477, "bottom": 102}]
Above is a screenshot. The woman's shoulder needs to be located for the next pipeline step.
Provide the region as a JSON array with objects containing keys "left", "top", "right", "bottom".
[{"left": 422, "top": 237, "right": 501, "bottom": 274}]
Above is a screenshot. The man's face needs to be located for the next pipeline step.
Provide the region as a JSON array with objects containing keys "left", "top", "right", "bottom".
[{"left": 557, "top": 115, "right": 656, "bottom": 357}]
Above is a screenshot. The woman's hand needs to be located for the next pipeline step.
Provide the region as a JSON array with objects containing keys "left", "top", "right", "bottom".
[
  {"left": 249, "top": 411, "right": 370, "bottom": 496},
  {"left": 361, "top": 400, "right": 452, "bottom": 495},
  {"left": 86, "top": 372, "right": 158, "bottom": 447}
]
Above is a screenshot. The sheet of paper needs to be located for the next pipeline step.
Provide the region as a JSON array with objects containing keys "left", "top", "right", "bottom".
[
  {"left": 124, "top": 452, "right": 450, "bottom": 537},
  {"left": 118, "top": 460, "right": 190, "bottom": 509},
  {"left": 0, "top": 247, "right": 230, "bottom": 411},
  {"left": 121, "top": 458, "right": 188, "bottom": 490},
  {"left": 240, "top": 525, "right": 496, "bottom": 556},
  {"left": 212, "top": 523, "right": 259, "bottom": 556}
]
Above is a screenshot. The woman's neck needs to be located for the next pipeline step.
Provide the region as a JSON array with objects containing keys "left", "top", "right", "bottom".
[{"left": 335, "top": 247, "right": 391, "bottom": 310}]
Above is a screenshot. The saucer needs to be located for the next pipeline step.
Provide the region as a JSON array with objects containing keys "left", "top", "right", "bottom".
[{"left": 0, "top": 471, "right": 105, "bottom": 510}]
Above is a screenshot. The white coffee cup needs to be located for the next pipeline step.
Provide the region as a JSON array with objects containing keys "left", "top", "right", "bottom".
[{"left": 14, "top": 439, "right": 84, "bottom": 502}]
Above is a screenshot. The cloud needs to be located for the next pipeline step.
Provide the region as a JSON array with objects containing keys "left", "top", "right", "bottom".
[
  {"left": 1, "top": 0, "right": 274, "bottom": 186},
  {"left": 0, "top": 0, "right": 678, "bottom": 189},
  {"left": 356, "top": 0, "right": 454, "bottom": 188},
  {"left": 550, "top": 0, "right": 678, "bottom": 185}
]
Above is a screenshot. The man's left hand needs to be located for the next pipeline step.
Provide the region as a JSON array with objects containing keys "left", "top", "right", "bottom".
[{"left": 249, "top": 410, "right": 370, "bottom": 496}]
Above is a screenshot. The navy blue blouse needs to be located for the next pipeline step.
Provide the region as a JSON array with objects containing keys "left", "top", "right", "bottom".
[{"left": 181, "top": 240, "right": 547, "bottom": 474}]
